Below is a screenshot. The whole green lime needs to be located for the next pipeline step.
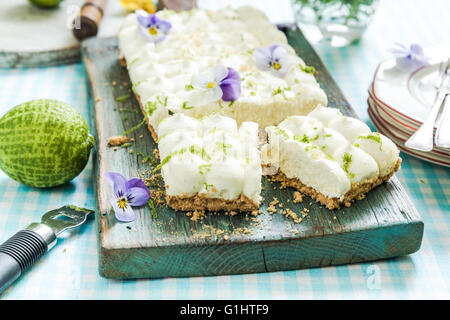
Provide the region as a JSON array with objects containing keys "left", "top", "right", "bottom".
[
  {"left": 29, "top": 0, "right": 63, "bottom": 9},
  {"left": 0, "top": 99, "right": 95, "bottom": 188}
]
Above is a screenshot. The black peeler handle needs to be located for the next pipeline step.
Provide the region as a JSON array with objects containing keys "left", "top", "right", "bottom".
[{"left": 0, "top": 225, "right": 56, "bottom": 294}]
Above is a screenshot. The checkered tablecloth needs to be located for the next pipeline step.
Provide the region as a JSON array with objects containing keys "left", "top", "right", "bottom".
[{"left": 0, "top": 0, "right": 448, "bottom": 299}]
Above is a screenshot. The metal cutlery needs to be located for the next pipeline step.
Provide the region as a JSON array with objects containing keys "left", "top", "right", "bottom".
[
  {"left": 405, "top": 58, "right": 450, "bottom": 152},
  {"left": 0, "top": 205, "right": 94, "bottom": 294},
  {"left": 435, "top": 88, "right": 450, "bottom": 149}
]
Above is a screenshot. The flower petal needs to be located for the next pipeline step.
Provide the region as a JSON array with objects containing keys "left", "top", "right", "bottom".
[
  {"left": 126, "top": 178, "right": 148, "bottom": 190},
  {"left": 388, "top": 42, "right": 409, "bottom": 57},
  {"left": 111, "top": 196, "right": 136, "bottom": 222},
  {"left": 220, "top": 79, "right": 241, "bottom": 101},
  {"left": 395, "top": 57, "right": 415, "bottom": 72},
  {"left": 224, "top": 67, "right": 241, "bottom": 82},
  {"left": 206, "top": 85, "right": 224, "bottom": 102},
  {"left": 192, "top": 72, "right": 215, "bottom": 89},
  {"left": 253, "top": 46, "right": 272, "bottom": 71},
  {"left": 211, "top": 65, "right": 229, "bottom": 83},
  {"left": 410, "top": 43, "right": 425, "bottom": 56},
  {"left": 104, "top": 172, "right": 127, "bottom": 198},
  {"left": 270, "top": 46, "right": 289, "bottom": 77},
  {"left": 136, "top": 10, "right": 151, "bottom": 27},
  {"left": 156, "top": 20, "right": 172, "bottom": 34},
  {"left": 269, "top": 44, "right": 282, "bottom": 55},
  {"left": 127, "top": 186, "right": 150, "bottom": 206},
  {"left": 272, "top": 45, "right": 287, "bottom": 62}
]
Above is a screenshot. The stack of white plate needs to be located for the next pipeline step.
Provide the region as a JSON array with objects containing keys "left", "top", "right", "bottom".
[{"left": 368, "top": 44, "right": 450, "bottom": 167}]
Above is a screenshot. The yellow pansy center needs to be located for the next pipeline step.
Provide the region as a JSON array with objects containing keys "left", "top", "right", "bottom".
[
  {"left": 207, "top": 82, "right": 215, "bottom": 89},
  {"left": 271, "top": 61, "right": 281, "bottom": 70},
  {"left": 117, "top": 197, "right": 128, "bottom": 210},
  {"left": 148, "top": 26, "right": 158, "bottom": 36}
]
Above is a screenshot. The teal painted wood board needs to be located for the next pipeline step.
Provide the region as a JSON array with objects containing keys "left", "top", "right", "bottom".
[{"left": 82, "top": 27, "right": 424, "bottom": 280}]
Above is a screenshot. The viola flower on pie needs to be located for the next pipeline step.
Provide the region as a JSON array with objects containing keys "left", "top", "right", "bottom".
[
  {"left": 389, "top": 43, "right": 428, "bottom": 72},
  {"left": 136, "top": 10, "right": 172, "bottom": 43},
  {"left": 104, "top": 172, "right": 150, "bottom": 223},
  {"left": 254, "top": 44, "right": 290, "bottom": 77},
  {"left": 192, "top": 65, "right": 241, "bottom": 103}
]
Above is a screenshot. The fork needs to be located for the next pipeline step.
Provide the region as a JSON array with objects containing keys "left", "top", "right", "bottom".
[
  {"left": 434, "top": 88, "right": 450, "bottom": 149},
  {"left": 405, "top": 58, "right": 450, "bottom": 152}
]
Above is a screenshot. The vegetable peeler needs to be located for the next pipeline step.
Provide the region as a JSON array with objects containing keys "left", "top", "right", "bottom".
[{"left": 0, "top": 205, "right": 94, "bottom": 294}]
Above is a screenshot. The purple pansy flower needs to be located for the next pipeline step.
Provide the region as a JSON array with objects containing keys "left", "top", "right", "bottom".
[
  {"left": 104, "top": 172, "right": 150, "bottom": 223},
  {"left": 253, "top": 44, "right": 290, "bottom": 77},
  {"left": 136, "top": 10, "right": 172, "bottom": 43},
  {"left": 389, "top": 43, "right": 428, "bottom": 72},
  {"left": 192, "top": 65, "right": 241, "bottom": 102}
]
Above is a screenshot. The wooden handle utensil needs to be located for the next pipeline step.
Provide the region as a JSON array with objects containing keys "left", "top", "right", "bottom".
[{"left": 72, "top": 0, "right": 107, "bottom": 41}]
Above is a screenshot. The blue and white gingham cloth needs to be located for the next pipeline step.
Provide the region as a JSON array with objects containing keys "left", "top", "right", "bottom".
[{"left": 0, "top": 0, "right": 448, "bottom": 299}]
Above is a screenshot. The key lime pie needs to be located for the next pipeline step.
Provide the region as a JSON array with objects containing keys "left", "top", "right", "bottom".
[
  {"left": 117, "top": 6, "right": 401, "bottom": 211},
  {"left": 262, "top": 105, "right": 401, "bottom": 209}
]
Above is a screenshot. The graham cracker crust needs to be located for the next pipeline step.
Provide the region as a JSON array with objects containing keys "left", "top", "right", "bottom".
[
  {"left": 271, "top": 158, "right": 402, "bottom": 210},
  {"left": 166, "top": 193, "right": 259, "bottom": 212}
]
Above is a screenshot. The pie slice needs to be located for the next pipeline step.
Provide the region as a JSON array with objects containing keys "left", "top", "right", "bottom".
[
  {"left": 262, "top": 105, "right": 401, "bottom": 209},
  {"left": 155, "top": 113, "right": 261, "bottom": 212}
]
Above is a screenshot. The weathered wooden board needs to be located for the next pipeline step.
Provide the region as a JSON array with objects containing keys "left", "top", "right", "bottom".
[{"left": 83, "top": 27, "right": 424, "bottom": 280}]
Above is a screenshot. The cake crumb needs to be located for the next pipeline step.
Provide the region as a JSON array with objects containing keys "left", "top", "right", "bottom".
[
  {"left": 250, "top": 210, "right": 261, "bottom": 216},
  {"left": 190, "top": 209, "right": 205, "bottom": 221},
  {"left": 269, "top": 197, "right": 279, "bottom": 206},
  {"left": 293, "top": 191, "right": 303, "bottom": 203},
  {"left": 267, "top": 205, "right": 277, "bottom": 214},
  {"left": 285, "top": 208, "right": 303, "bottom": 223},
  {"left": 153, "top": 148, "right": 160, "bottom": 159},
  {"left": 108, "top": 135, "right": 128, "bottom": 146}
]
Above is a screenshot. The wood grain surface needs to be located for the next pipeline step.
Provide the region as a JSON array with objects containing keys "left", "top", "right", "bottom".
[{"left": 82, "top": 27, "right": 424, "bottom": 280}]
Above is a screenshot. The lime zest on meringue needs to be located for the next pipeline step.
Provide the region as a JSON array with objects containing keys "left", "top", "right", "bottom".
[
  {"left": 342, "top": 152, "right": 355, "bottom": 179},
  {"left": 199, "top": 164, "right": 212, "bottom": 174},
  {"left": 358, "top": 132, "right": 382, "bottom": 150}
]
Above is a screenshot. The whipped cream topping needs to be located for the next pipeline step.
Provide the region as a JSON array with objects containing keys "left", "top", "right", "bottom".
[
  {"left": 263, "top": 105, "right": 400, "bottom": 199},
  {"left": 156, "top": 113, "right": 261, "bottom": 202},
  {"left": 118, "top": 6, "right": 327, "bottom": 128}
]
